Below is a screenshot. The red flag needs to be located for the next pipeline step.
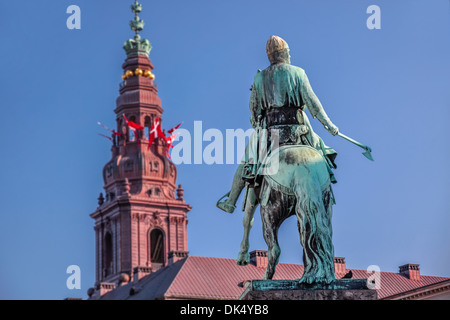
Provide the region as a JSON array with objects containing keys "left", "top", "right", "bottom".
[
  {"left": 146, "top": 119, "right": 182, "bottom": 157},
  {"left": 147, "top": 118, "right": 165, "bottom": 150},
  {"left": 165, "top": 123, "right": 181, "bottom": 158},
  {"left": 97, "top": 133, "right": 113, "bottom": 141},
  {"left": 164, "top": 133, "right": 178, "bottom": 159},
  {"left": 98, "top": 122, "right": 122, "bottom": 136},
  {"left": 167, "top": 123, "right": 182, "bottom": 135},
  {"left": 123, "top": 115, "right": 144, "bottom": 145},
  {"left": 165, "top": 133, "right": 177, "bottom": 148},
  {"left": 123, "top": 114, "right": 144, "bottom": 130}
]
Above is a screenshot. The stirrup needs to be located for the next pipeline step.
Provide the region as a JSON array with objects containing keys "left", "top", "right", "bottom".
[{"left": 216, "top": 192, "right": 236, "bottom": 214}]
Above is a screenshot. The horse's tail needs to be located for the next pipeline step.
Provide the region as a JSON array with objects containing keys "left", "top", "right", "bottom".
[{"left": 293, "top": 174, "right": 335, "bottom": 284}]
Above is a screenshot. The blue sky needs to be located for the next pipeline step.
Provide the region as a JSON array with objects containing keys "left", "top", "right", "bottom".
[{"left": 0, "top": 0, "right": 448, "bottom": 299}]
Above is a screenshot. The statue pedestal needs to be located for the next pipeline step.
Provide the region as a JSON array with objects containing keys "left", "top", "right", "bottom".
[{"left": 239, "top": 279, "right": 377, "bottom": 300}]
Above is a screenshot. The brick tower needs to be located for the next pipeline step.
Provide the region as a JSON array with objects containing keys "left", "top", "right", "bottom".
[{"left": 90, "top": 1, "right": 191, "bottom": 294}]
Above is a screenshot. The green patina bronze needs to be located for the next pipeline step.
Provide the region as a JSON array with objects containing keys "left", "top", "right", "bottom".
[
  {"left": 246, "top": 279, "right": 369, "bottom": 292},
  {"left": 238, "top": 279, "right": 374, "bottom": 300},
  {"left": 217, "top": 36, "right": 373, "bottom": 287},
  {"left": 123, "top": 0, "right": 152, "bottom": 57}
]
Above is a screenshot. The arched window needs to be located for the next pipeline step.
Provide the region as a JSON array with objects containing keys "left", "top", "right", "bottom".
[
  {"left": 144, "top": 116, "right": 151, "bottom": 141},
  {"left": 149, "top": 229, "right": 164, "bottom": 266},
  {"left": 129, "top": 116, "right": 137, "bottom": 141},
  {"left": 118, "top": 119, "right": 125, "bottom": 143},
  {"left": 103, "top": 232, "right": 113, "bottom": 277}
]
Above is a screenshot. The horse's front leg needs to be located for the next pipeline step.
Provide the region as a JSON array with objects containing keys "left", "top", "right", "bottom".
[{"left": 237, "top": 188, "right": 258, "bottom": 266}]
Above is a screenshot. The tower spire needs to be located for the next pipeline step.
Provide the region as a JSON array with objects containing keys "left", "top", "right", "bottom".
[
  {"left": 89, "top": 2, "right": 191, "bottom": 296},
  {"left": 123, "top": 0, "right": 152, "bottom": 57}
]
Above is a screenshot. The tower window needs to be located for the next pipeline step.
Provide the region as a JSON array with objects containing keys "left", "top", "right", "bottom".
[
  {"left": 103, "top": 232, "right": 113, "bottom": 277},
  {"left": 129, "top": 116, "right": 137, "bottom": 141},
  {"left": 144, "top": 116, "right": 151, "bottom": 140},
  {"left": 106, "top": 164, "right": 113, "bottom": 177},
  {"left": 125, "top": 160, "right": 133, "bottom": 172},
  {"left": 149, "top": 229, "right": 164, "bottom": 265},
  {"left": 150, "top": 161, "right": 159, "bottom": 172}
]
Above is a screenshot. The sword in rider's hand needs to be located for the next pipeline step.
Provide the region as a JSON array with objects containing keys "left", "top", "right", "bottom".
[{"left": 326, "top": 127, "right": 374, "bottom": 161}]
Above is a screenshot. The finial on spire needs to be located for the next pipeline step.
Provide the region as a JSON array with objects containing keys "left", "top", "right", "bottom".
[
  {"left": 131, "top": 0, "right": 142, "bottom": 14},
  {"left": 130, "top": 1, "right": 144, "bottom": 41},
  {"left": 123, "top": 1, "right": 152, "bottom": 57}
]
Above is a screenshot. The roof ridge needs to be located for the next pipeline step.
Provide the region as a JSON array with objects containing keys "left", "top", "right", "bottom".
[
  {"left": 381, "top": 278, "right": 450, "bottom": 300},
  {"left": 351, "top": 267, "right": 450, "bottom": 279}
]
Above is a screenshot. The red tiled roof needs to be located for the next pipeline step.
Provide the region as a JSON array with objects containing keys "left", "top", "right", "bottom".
[
  {"left": 99, "top": 258, "right": 187, "bottom": 300},
  {"left": 349, "top": 269, "right": 449, "bottom": 299},
  {"left": 100, "top": 255, "right": 450, "bottom": 300},
  {"left": 165, "top": 256, "right": 305, "bottom": 299}
]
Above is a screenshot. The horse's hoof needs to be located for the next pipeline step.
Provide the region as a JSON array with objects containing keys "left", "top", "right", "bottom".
[
  {"left": 237, "top": 252, "right": 250, "bottom": 266},
  {"left": 297, "top": 275, "right": 314, "bottom": 284},
  {"left": 216, "top": 200, "right": 236, "bottom": 214}
]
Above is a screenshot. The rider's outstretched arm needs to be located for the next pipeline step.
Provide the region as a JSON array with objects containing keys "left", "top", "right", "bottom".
[{"left": 300, "top": 72, "right": 338, "bottom": 136}]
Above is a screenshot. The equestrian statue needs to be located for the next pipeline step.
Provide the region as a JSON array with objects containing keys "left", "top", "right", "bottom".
[{"left": 216, "top": 35, "right": 372, "bottom": 284}]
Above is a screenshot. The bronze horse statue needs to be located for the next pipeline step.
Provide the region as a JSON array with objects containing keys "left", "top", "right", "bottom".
[
  {"left": 219, "top": 36, "right": 372, "bottom": 285},
  {"left": 237, "top": 144, "right": 336, "bottom": 284},
  {"left": 217, "top": 35, "right": 345, "bottom": 284}
]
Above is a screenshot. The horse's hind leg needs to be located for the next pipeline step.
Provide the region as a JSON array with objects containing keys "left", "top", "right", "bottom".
[
  {"left": 237, "top": 188, "right": 258, "bottom": 265},
  {"left": 295, "top": 183, "right": 335, "bottom": 284},
  {"left": 260, "top": 203, "right": 283, "bottom": 280}
]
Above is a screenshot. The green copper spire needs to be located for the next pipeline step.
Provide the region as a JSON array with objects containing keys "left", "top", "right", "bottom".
[
  {"left": 130, "top": 1, "right": 144, "bottom": 41},
  {"left": 123, "top": 1, "right": 152, "bottom": 57}
]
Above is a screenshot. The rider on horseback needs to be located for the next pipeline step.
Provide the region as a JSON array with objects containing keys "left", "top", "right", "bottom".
[{"left": 217, "top": 35, "right": 339, "bottom": 214}]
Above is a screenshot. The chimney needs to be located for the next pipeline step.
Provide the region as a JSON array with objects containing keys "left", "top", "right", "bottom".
[
  {"left": 133, "top": 266, "right": 151, "bottom": 282},
  {"left": 98, "top": 282, "right": 116, "bottom": 296},
  {"left": 334, "top": 257, "right": 347, "bottom": 276},
  {"left": 399, "top": 263, "right": 421, "bottom": 281},
  {"left": 250, "top": 250, "right": 268, "bottom": 269},
  {"left": 168, "top": 250, "right": 189, "bottom": 265}
]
